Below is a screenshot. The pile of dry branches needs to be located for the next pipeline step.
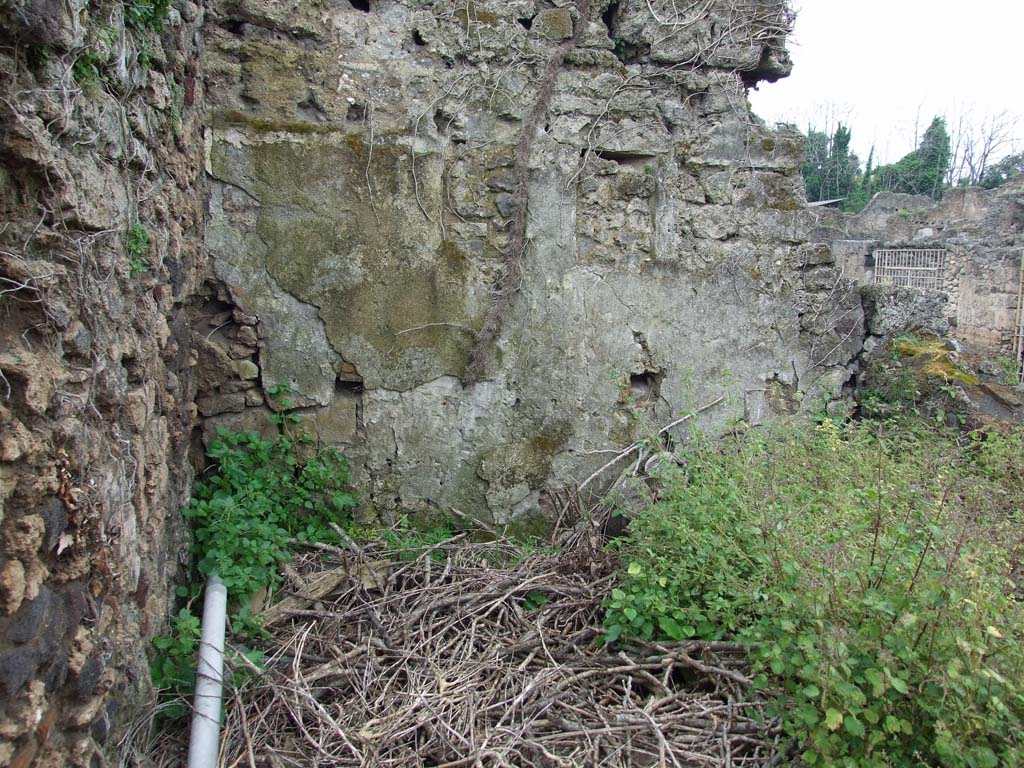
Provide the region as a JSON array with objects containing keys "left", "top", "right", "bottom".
[{"left": 151, "top": 527, "right": 781, "bottom": 768}]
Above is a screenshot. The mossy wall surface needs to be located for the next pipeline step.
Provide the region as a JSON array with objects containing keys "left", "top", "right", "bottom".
[{"left": 201, "top": 0, "right": 862, "bottom": 526}]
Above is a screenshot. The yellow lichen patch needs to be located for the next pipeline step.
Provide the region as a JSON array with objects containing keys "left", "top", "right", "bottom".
[{"left": 894, "top": 335, "right": 979, "bottom": 385}]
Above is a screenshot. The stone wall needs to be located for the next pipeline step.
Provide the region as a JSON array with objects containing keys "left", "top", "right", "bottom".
[
  {"left": 0, "top": 0, "right": 886, "bottom": 757},
  {"left": 201, "top": 0, "right": 863, "bottom": 528},
  {"left": 0, "top": 1, "right": 205, "bottom": 763},
  {"left": 815, "top": 178, "right": 1024, "bottom": 352}
]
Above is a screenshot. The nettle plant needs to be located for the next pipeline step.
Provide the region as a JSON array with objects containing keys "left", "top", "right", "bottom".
[
  {"left": 605, "top": 417, "right": 1024, "bottom": 767},
  {"left": 152, "top": 385, "right": 357, "bottom": 704}
]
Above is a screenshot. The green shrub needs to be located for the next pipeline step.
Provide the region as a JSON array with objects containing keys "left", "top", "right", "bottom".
[
  {"left": 152, "top": 393, "right": 356, "bottom": 705},
  {"left": 185, "top": 426, "right": 356, "bottom": 598},
  {"left": 605, "top": 417, "right": 1024, "bottom": 766}
]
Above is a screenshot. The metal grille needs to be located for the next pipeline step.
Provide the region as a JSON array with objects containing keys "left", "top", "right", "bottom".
[
  {"left": 873, "top": 249, "right": 948, "bottom": 291},
  {"left": 1014, "top": 250, "right": 1024, "bottom": 386}
]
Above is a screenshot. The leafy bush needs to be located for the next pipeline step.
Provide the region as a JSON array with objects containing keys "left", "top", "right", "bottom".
[
  {"left": 185, "top": 426, "right": 356, "bottom": 598},
  {"left": 152, "top": 394, "right": 356, "bottom": 705},
  {"left": 605, "top": 417, "right": 1024, "bottom": 766}
]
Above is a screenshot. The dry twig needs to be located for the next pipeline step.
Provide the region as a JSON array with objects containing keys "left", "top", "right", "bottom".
[{"left": 145, "top": 533, "right": 778, "bottom": 767}]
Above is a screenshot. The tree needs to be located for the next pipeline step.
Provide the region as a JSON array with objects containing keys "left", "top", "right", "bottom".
[
  {"left": 801, "top": 122, "right": 857, "bottom": 203},
  {"left": 843, "top": 146, "right": 873, "bottom": 212},
  {"left": 802, "top": 128, "right": 830, "bottom": 202},
  {"left": 801, "top": 111, "right": 1016, "bottom": 208},
  {"left": 872, "top": 116, "right": 951, "bottom": 199},
  {"left": 947, "top": 110, "right": 1020, "bottom": 187},
  {"left": 979, "top": 152, "right": 1024, "bottom": 189},
  {"left": 915, "top": 116, "right": 951, "bottom": 198}
]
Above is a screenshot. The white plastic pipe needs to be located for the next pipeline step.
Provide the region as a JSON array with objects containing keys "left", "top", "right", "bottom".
[{"left": 187, "top": 574, "right": 228, "bottom": 768}]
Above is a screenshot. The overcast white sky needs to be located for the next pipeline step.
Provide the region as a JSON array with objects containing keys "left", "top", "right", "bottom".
[{"left": 748, "top": 0, "right": 1024, "bottom": 166}]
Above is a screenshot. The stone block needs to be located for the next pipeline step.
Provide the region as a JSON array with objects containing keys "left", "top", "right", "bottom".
[
  {"left": 91, "top": 699, "right": 118, "bottom": 744},
  {"left": 797, "top": 242, "right": 835, "bottom": 267},
  {"left": 235, "top": 325, "right": 258, "bottom": 346},
  {"left": 234, "top": 359, "right": 260, "bottom": 380},
  {"left": 309, "top": 396, "right": 359, "bottom": 445},
  {"left": 533, "top": 8, "right": 574, "bottom": 39},
  {"left": 0, "top": 415, "right": 34, "bottom": 463},
  {"left": 8, "top": 586, "right": 52, "bottom": 644},
  {"left": 76, "top": 652, "right": 106, "bottom": 700},
  {"left": 861, "top": 285, "right": 950, "bottom": 338},
  {"left": 125, "top": 387, "right": 151, "bottom": 431},
  {"left": 0, "top": 558, "right": 26, "bottom": 615},
  {"left": 494, "top": 193, "right": 516, "bottom": 218},
  {"left": 192, "top": 335, "right": 236, "bottom": 391},
  {"left": 0, "top": 647, "right": 41, "bottom": 697},
  {"left": 196, "top": 391, "right": 247, "bottom": 417},
  {"left": 39, "top": 499, "right": 68, "bottom": 554},
  {"left": 2, "top": 515, "right": 44, "bottom": 558},
  {"left": 202, "top": 408, "right": 277, "bottom": 448}
]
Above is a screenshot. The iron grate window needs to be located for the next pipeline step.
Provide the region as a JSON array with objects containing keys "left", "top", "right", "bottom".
[{"left": 873, "top": 249, "right": 948, "bottom": 291}]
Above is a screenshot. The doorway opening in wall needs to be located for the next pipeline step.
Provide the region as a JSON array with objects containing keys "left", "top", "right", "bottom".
[
  {"left": 1014, "top": 249, "right": 1024, "bottom": 385},
  {"left": 872, "top": 248, "right": 948, "bottom": 291}
]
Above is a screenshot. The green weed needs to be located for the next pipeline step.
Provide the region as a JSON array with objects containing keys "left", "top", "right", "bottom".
[
  {"left": 150, "top": 608, "right": 200, "bottom": 717},
  {"left": 151, "top": 387, "right": 357, "bottom": 709},
  {"left": 125, "top": 0, "right": 172, "bottom": 31},
  {"left": 126, "top": 223, "right": 150, "bottom": 275},
  {"left": 72, "top": 52, "right": 103, "bottom": 94},
  {"left": 605, "top": 416, "right": 1024, "bottom": 766},
  {"left": 186, "top": 426, "right": 356, "bottom": 597},
  {"left": 26, "top": 45, "right": 50, "bottom": 69},
  {"left": 381, "top": 514, "right": 458, "bottom": 561}
]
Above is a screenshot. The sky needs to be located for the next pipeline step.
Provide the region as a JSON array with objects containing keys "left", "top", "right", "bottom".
[{"left": 748, "top": 0, "right": 1024, "bottom": 166}]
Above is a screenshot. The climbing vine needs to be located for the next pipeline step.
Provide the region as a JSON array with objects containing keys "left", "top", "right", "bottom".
[{"left": 464, "top": 0, "right": 593, "bottom": 382}]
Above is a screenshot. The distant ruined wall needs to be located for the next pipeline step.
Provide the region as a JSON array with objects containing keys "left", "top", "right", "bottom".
[
  {"left": 815, "top": 178, "right": 1024, "bottom": 352},
  {"left": 0, "top": 1, "right": 205, "bottom": 763},
  {"left": 200, "top": 0, "right": 863, "bottom": 528}
]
